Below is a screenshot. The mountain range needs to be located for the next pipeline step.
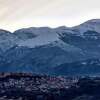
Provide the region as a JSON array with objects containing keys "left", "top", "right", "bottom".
[{"left": 0, "top": 19, "right": 100, "bottom": 75}]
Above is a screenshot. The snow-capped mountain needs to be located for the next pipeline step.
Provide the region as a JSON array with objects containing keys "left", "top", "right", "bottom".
[
  {"left": 14, "top": 27, "right": 59, "bottom": 48},
  {"left": 73, "top": 19, "right": 100, "bottom": 34},
  {"left": 0, "top": 29, "right": 18, "bottom": 52},
  {"left": 13, "top": 19, "right": 100, "bottom": 48},
  {"left": 0, "top": 19, "right": 100, "bottom": 75}
]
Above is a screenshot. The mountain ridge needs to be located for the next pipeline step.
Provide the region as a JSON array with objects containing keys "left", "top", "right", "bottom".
[{"left": 0, "top": 19, "right": 100, "bottom": 75}]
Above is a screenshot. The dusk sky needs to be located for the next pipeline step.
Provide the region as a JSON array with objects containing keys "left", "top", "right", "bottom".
[{"left": 0, "top": 0, "right": 100, "bottom": 31}]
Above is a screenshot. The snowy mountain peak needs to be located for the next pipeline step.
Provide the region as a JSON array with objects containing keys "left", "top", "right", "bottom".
[
  {"left": 73, "top": 19, "right": 100, "bottom": 34},
  {"left": 0, "top": 29, "right": 11, "bottom": 35},
  {"left": 86, "top": 19, "right": 100, "bottom": 24},
  {"left": 1, "top": 19, "right": 100, "bottom": 49},
  {"left": 13, "top": 27, "right": 59, "bottom": 48}
]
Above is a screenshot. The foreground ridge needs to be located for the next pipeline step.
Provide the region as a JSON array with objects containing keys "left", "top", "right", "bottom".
[{"left": 0, "top": 73, "right": 99, "bottom": 100}]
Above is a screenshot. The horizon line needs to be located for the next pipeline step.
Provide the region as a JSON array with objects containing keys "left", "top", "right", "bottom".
[{"left": 0, "top": 18, "right": 100, "bottom": 32}]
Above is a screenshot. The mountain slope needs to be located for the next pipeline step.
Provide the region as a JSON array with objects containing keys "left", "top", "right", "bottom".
[
  {"left": 0, "top": 19, "right": 100, "bottom": 75},
  {"left": 0, "top": 29, "right": 18, "bottom": 52},
  {"left": 0, "top": 44, "right": 89, "bottom": 73},
  {"left": 54, "top": 58, "right": 100, "bottom": 76}
]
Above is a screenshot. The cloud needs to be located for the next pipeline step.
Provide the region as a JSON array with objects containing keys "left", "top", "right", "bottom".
[{"left": 0, "top": 0, "right": 100, "bottom": 31}]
